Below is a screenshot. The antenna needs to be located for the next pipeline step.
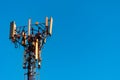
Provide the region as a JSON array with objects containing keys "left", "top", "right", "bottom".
[
  {"left": 9, "top": 17, "right": 53, "bottom": 80},
  {"left": 46, "top": 17, "right": 48, "bottom": 27},
  {"left": 9, "top": 21, "right": 16, "bottom": 40},
  {"left": 28, "top": 19, "right": 31, "bottom": 36},
  {"left": 49, "top": 17, "right": 53, "bottom": 35}
]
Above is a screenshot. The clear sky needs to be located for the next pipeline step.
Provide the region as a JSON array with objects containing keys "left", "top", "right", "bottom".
[{"left": 0, "top": 0, "right": 120, "bottom": 80}]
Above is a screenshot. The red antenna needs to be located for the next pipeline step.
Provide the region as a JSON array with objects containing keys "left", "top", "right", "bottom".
[{"left": 9, "top": 17, "right": 53, "bottom": 80}]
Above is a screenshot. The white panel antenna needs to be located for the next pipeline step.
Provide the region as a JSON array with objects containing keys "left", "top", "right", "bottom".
[
  {"left": 49, "top": 17, "right": 53, "bottom": 35},
  {"left": 28, "top": 19, "right": 31, "bottom": 36},
  {"left": 45, "top": 17, "right": 48, "bottom": 27},
  {"left": 35, "top": 39, "right": 39, "bottom": 60}
]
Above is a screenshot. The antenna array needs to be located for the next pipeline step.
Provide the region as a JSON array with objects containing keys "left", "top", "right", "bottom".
[{"left": 9, "top": 17, "right": 53, "bottom": 80}]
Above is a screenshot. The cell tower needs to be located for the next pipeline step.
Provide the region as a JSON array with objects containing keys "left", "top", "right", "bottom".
[{"left": 9, "top": 17, "right": 53, "bottom": 80}]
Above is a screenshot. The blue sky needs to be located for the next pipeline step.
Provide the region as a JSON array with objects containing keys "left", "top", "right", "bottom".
[{"left": 0, "top": 0, "right": 120, "bottom": 80}]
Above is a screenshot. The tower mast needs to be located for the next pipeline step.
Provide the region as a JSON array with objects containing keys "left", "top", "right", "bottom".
[{"left": 9, "top": 17, "right": 53, "bottom": 80}]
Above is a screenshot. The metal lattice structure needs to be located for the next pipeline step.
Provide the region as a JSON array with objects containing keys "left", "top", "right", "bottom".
[{"left": 9, "top": 17, "right": 53, "bottom": 80}]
